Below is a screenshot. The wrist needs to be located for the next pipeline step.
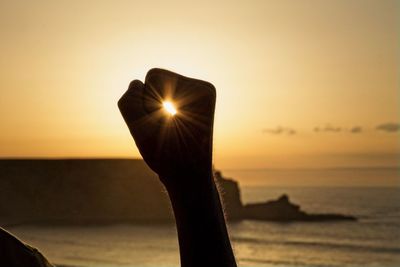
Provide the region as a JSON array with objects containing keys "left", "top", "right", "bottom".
[
  {"left": 161, "top": 167, "right": 237, "bottom": 267},
  {"left": 163, "top": 170, "right": 222, "bottom": 233},
  {"left": 159, "top": 164, "right": 214, "bottom": 192}
]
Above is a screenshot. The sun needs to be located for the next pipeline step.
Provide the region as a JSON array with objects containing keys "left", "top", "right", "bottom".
[{"left": 162, "top": 101, "right": 177, "bottom": 116}]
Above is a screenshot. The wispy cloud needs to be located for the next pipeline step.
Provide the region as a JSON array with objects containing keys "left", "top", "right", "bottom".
[
  {"left": 263, "top": 126, "right": 296, "bottom": 135},
  {"left": 314, "top": 125, "right": 342, "bottom": 133},
  {"left": 376, "top": 123, "right": 400, "bottom": 133},
  {"left": 262, "top": 122, "right": 398, "bottom": 135},
  {"left": 349, "top": 126, "right": 362, "bottom": 133},
  {"left": 314, "top": 125, "right": 363, "bottom": 134}
]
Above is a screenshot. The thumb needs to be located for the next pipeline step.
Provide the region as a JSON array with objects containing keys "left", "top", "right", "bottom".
[
  {"left": 118, "top": 79, "right": 165, "bottom": 144},
  {"left": 118, "top": 79, "right": 146, "bottom": 123}
]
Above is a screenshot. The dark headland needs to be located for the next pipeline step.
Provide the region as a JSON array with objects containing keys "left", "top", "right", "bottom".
[{"left": 0, "top": 159, "right": 356, "bottom": 226}]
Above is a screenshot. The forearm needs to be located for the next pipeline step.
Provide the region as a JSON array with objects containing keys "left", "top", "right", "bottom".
[{"left": 163, "top": 171, "right": 237, "bottom": 267}]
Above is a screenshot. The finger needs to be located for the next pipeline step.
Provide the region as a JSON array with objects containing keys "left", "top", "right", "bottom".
[
  {"left": 118, "top": 79, "right": 146, "bottom": 123},
  {"left": 118, "top": 79, "right": 166, "bottom": 144},
  {"left": 143, "top": 69, "right": 175, "bottom": 114},
  {"left": 145, "top": 69, "right": 216, "bottom": 118}
]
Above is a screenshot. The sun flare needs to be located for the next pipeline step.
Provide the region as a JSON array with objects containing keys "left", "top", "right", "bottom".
[{"left": 162, "top": 101, "right": 177, "bottom": 116}]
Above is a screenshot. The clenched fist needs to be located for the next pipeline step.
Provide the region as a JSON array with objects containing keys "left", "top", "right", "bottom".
[{"left": 118, "top": 68, "right": 216, "bottom": 188}]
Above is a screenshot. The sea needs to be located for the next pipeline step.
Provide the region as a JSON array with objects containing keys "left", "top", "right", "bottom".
[{"left": 6, "top": 169, "right": 400, "bottom": 267}]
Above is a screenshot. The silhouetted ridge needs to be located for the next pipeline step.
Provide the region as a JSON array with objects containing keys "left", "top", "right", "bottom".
[{"left": 0, "top": 159, "right": 355, "bottom": 226}]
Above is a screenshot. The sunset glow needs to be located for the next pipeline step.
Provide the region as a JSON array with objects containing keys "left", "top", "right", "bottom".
[
  {"left": 1, "top": 3, "right": 398, "bottom": 267},
  {"left": 162, "top": 101, "right": 177, "bottom": 116},
  {"left": 0, "top": 0, "right": 398, "bottom": 182}
]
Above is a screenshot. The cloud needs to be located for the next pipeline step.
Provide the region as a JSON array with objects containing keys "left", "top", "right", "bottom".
[
  {"left": 263, "top": 126, "right": 297, "bottom": 135},
  {"left": 350, "top": 126, "right": 362, "bottom": 133},
  {"left": 376, "top": 123, "right": 400, "bottom": 133},
  {"left": 314, "top": 125, "right": 363, "bottom": 133},
  {"left": 314, "top": 125, "right": 342, "bottom": 133}
]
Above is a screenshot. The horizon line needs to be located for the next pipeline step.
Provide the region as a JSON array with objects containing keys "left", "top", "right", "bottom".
[{"left": 0, "top": 157, "right": 398, "bottom": 171}]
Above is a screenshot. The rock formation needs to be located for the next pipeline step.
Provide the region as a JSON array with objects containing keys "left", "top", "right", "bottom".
[
  {"left": 242, "top": 194, "right": 355, "bottom": 221},
  {"left": 216, "top": 171, "right": 356, "bottom": 222}
]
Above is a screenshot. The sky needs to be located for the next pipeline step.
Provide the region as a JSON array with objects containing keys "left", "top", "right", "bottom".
[{"left": 0, "top": 0, "right": 399, "bottom": 171}]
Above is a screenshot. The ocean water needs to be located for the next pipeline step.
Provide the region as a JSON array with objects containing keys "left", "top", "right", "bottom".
[{"left": 7, "top": 186, "right": 400, "bottom": 267}]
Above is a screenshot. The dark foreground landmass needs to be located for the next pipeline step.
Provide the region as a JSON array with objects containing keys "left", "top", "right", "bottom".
[{"left": 0, "top": 159, "right": 356, "bottom": 226}]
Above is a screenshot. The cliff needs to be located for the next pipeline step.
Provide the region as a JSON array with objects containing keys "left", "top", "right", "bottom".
[
  {"left": 0, "top": 159, "right": 355, "bottom": 226},
  {"left": 0, "top": 159, "right": 173, "bottom": 225}
]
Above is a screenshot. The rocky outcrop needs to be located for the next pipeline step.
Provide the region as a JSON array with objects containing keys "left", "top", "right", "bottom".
[
  {"left": 0, "top": 159, "right": 356, "bottom": 226},
  {"left": 216, "top": 171, "right": 356, "bottom": 222},
  {"left": 242, "top": 194, "right": 356, "bottom": 222}
]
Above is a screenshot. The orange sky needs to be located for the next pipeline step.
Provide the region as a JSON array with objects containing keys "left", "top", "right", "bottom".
[{"left": 0, "top": 0, "right": 398, "bottom": 170}]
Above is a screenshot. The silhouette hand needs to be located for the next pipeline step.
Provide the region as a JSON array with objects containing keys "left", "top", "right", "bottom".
[
  {"left": 118, "top": 69, "right": 216, "bottom": 188},
  {"left": 119, "top": 69, "right": 237, "bottom": 267}
]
